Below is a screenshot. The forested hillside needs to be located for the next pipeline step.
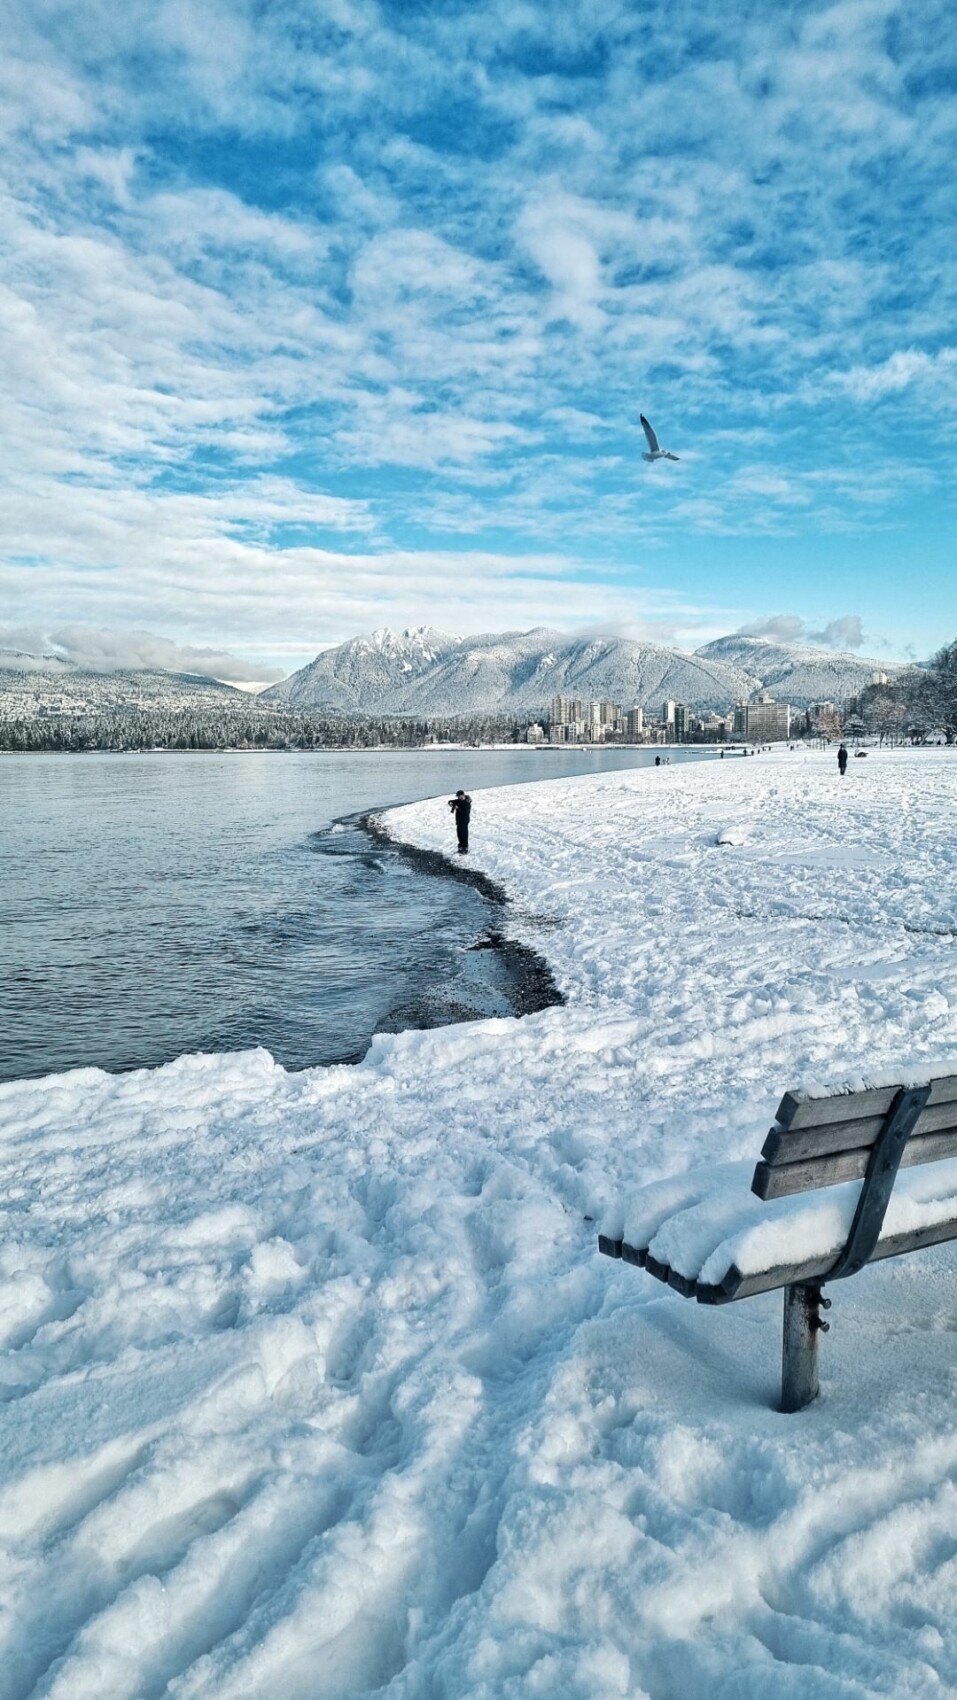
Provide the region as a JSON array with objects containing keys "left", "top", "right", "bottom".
[{"left": 0, "top": 709, "right": 535, "bottom": 752}]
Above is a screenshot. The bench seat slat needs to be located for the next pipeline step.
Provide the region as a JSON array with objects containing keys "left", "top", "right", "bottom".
[
  {"left": 752, "top": 1127, "right": 957, "bottom": 1200},
  {"left": 614, "top": 1210, "right": 957, "bottom": 1305},
  {"left": 762, "top": 1099, "right": 957, "bottom": 1165},
  {"left": 644, "top": 1251, "right": 698, "bottom": 1297},
  {"left": 694, "top": 1214, "right": 957, "bottom": 1305},
  {"left": 776, "top": 1073, "right": 957, "bottom": 1132}
]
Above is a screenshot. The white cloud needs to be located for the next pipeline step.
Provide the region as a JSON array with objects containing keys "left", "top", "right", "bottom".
[
  {"left": 807, "top": 614, "right": 866, "bottom": 650},
  {"left": 830, "top": 347, "right": 957, "bottom": 403},
  {"left": 737, "top": 613, "right": 867, "bottom": 651},
  {"left": 1, "top": 0, "right": 956, "bottom": 659},
  {"left": 0, "top": 625, "right": 286, "bottom": 681}
]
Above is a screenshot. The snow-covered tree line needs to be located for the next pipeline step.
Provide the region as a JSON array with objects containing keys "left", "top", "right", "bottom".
[
  {"left": 853, "top": 643, "right": 957, "bottom": 744},
  {"left": 0, "top": 708, "right": 536, "bottom": 752}
]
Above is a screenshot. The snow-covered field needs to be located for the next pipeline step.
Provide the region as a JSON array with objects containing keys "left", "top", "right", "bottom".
[{"left": 4, "top": 748, "right": 957, "bottom": 1699}]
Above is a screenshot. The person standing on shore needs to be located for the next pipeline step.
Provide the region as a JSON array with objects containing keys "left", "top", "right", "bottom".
[
  {"left": 838, "top": 743, "right": 849, "bottom": 776},
  {"left": 449, "top": 789, "right": 471, "bottom": 853}
]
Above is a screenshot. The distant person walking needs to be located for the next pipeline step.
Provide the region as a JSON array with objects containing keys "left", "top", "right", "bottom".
[
  {"left": 838, "top": 743, "right": 849, "bottom": 776},
  {"left": 449, "top": 789, "right": 471, "bottom": 853}
]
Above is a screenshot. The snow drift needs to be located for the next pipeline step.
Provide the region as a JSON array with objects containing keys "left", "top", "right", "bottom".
[{"left": 3, "top": 748, "right": 957, "bottom": 1698}]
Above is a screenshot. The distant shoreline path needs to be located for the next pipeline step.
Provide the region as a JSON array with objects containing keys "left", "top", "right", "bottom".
[{"left": 3, "top": 748, "right": 957, "bottom": 1695}]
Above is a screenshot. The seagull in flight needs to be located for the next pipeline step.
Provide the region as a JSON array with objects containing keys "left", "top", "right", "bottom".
[{"left": 640, "top": 414, "right": 679, "bottom": 463}]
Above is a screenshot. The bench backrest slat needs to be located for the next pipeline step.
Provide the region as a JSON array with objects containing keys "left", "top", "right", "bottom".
[
  {"left": 775, "top": 1073, "right": 957, "bottom": 1132},
  {"left": 762, "top": 1097, "right": 957, "bottom": 1166},
  {"left": 752, "top": 1126, "right": 957, "bottom": 1201}
]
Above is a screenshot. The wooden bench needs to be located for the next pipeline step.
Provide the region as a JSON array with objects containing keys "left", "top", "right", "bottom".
[{"left": 598, "top": 1073, "right": 957, "bottom": 1411}]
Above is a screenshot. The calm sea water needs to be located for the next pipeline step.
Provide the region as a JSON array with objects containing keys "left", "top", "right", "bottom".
[{"left": 2, "top": 747, "right": 721, "bottom": 1082}]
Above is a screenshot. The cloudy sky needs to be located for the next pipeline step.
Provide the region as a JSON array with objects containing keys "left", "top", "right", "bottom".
[{"left": 2, "top": 0, "right": 955, "bottom": 675}]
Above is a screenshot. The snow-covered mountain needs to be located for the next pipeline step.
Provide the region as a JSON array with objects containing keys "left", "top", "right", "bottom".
[
  {"left": 0, "top": 658, "right": 251, "bottom": 721},
  {"left": 263, "top": 627, "right": 462, "bottom": 713},
  {"left": 264, "top": 627, "right": 903, "bottom": 716},
  {"left": 2, "top": 629, "right": 902, "bottom": 724},
  {"left": 263, "top": 627, "right": 755, "bottom": 715},
  {"left": 693, "top": 636, "right": 901, "bottom": 706},
  {"left": 0, "top": 646, "right": 75, "bottom": 675}
]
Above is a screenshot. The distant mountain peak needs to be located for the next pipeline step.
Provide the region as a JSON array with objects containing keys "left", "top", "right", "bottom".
[
  {"left": 262, "top": 625, "right": 904, "bottom": 718},
  {"left": 694, "top": 633, "right": 900, "bottom": 702},
  {"left": 363, "top": 625, "right": 459, "bottom": 652}
]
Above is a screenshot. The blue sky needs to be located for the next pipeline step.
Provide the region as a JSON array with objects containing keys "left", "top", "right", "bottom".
[{"left": 1, "top": 0, "right": 955, "bottom": 676}]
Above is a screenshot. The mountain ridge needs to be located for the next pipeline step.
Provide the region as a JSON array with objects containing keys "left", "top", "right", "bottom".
[
  {"left": 263, "top": 627, "right": 900, "bottom": 716},
  {"left": 0, "top": 661, "right": 252, "bottom": 722},
  {"left": 2, "top": 629, "right": 904, "bottom": 721}
]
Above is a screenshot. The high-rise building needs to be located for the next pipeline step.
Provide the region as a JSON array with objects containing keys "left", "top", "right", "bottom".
[
  {"left": 662, "top": 700, "right": 676, "bottom": 727},
  {"left": 673, "top": 703, "right": 687, "bottom": 743},
  {"left": 694, "top": 712, "right": 731, "bottom": 741},
  {"left": 626, "top": 706, "right": 644, "bottom": 738},
  {"left": 733, "top": 695, "right": 791, "bottom": 741},
  {"left": 551, "top": 695, "right": 584, "bottom": 726}
]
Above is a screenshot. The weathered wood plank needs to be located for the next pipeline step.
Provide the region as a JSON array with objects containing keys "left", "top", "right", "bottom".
[
  {"left": 694, "top": 1214, "right": 957, "bottom": 1305},
  {"left": 641, "top": 1250, "right": 696, "bottom": 1296},
  {"left": 752, "top": 1127, "right": 957, "bottom": 1200},
  {"left": 775, "top": 1072, "right": 957, "bottom": 1131},
  {"left": 762, "top": 1099, "right": 957, "bottom": 1165}
]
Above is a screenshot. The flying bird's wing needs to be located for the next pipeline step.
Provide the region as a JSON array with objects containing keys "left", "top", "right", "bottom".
[{"left": 640, "top": 415, "right": 660, "bottom": 453}]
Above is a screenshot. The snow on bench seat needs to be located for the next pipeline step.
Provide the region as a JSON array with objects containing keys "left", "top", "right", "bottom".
[{"left": 603, "top": 1156, "right": 957, "bottom": 1304}]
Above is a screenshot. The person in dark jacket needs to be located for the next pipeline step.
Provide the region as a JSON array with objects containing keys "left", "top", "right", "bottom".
[
  {"left": 449, "top": 789, "right": 471, "bottom": 852},
  {"left": 838, "top": 743, "right": 848, "bottom": 776}
]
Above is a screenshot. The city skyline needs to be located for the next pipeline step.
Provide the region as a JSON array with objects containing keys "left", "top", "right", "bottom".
[{"left": 546, "top": 690, "right": 828, "bottom": 745}]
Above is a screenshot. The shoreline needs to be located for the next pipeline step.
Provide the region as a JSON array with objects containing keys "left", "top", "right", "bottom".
[
  {"left": 358, "top": 809, "right": 565, "bottom": 1020},
  {"left": 0, "top": 740, "right": 750, "bottom": 756}
]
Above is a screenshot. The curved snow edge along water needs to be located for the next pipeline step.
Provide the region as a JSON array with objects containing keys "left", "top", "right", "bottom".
[{"left": 359, "top": 808, "right": 565, "bottom": 1019}]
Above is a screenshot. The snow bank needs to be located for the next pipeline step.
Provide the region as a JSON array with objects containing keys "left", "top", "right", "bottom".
[{"left": 4, "top": 748, "right": 957, "bottom": 1697}]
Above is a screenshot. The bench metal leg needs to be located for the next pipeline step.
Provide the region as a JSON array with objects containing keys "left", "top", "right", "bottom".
[{"left": 781, "top": 1284, "right": 829, "bottom": 1412}]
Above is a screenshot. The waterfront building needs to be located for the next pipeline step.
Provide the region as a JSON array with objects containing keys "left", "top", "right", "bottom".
[
  {"left": 693, "top": 712, "right": 731, "bottom": 741},
  {"left": 673, "top": 703, "right": 687, "bottom": 743},
  {"left": 551, "top": 695, "right": 585, "bottom": 726},
  {"left": 626, "top": 706, "right": 644, "bottom": 739},
  {"left": 732, "top": 693, "right": 792, "bottom": 741},
  {"left": 577, "top": 700, "right": 624, "bottom": 740}
]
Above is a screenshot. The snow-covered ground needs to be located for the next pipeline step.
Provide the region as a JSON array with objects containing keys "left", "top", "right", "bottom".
[{"left": 4, "top": 748, "right": 957, "bottom": 1699}]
